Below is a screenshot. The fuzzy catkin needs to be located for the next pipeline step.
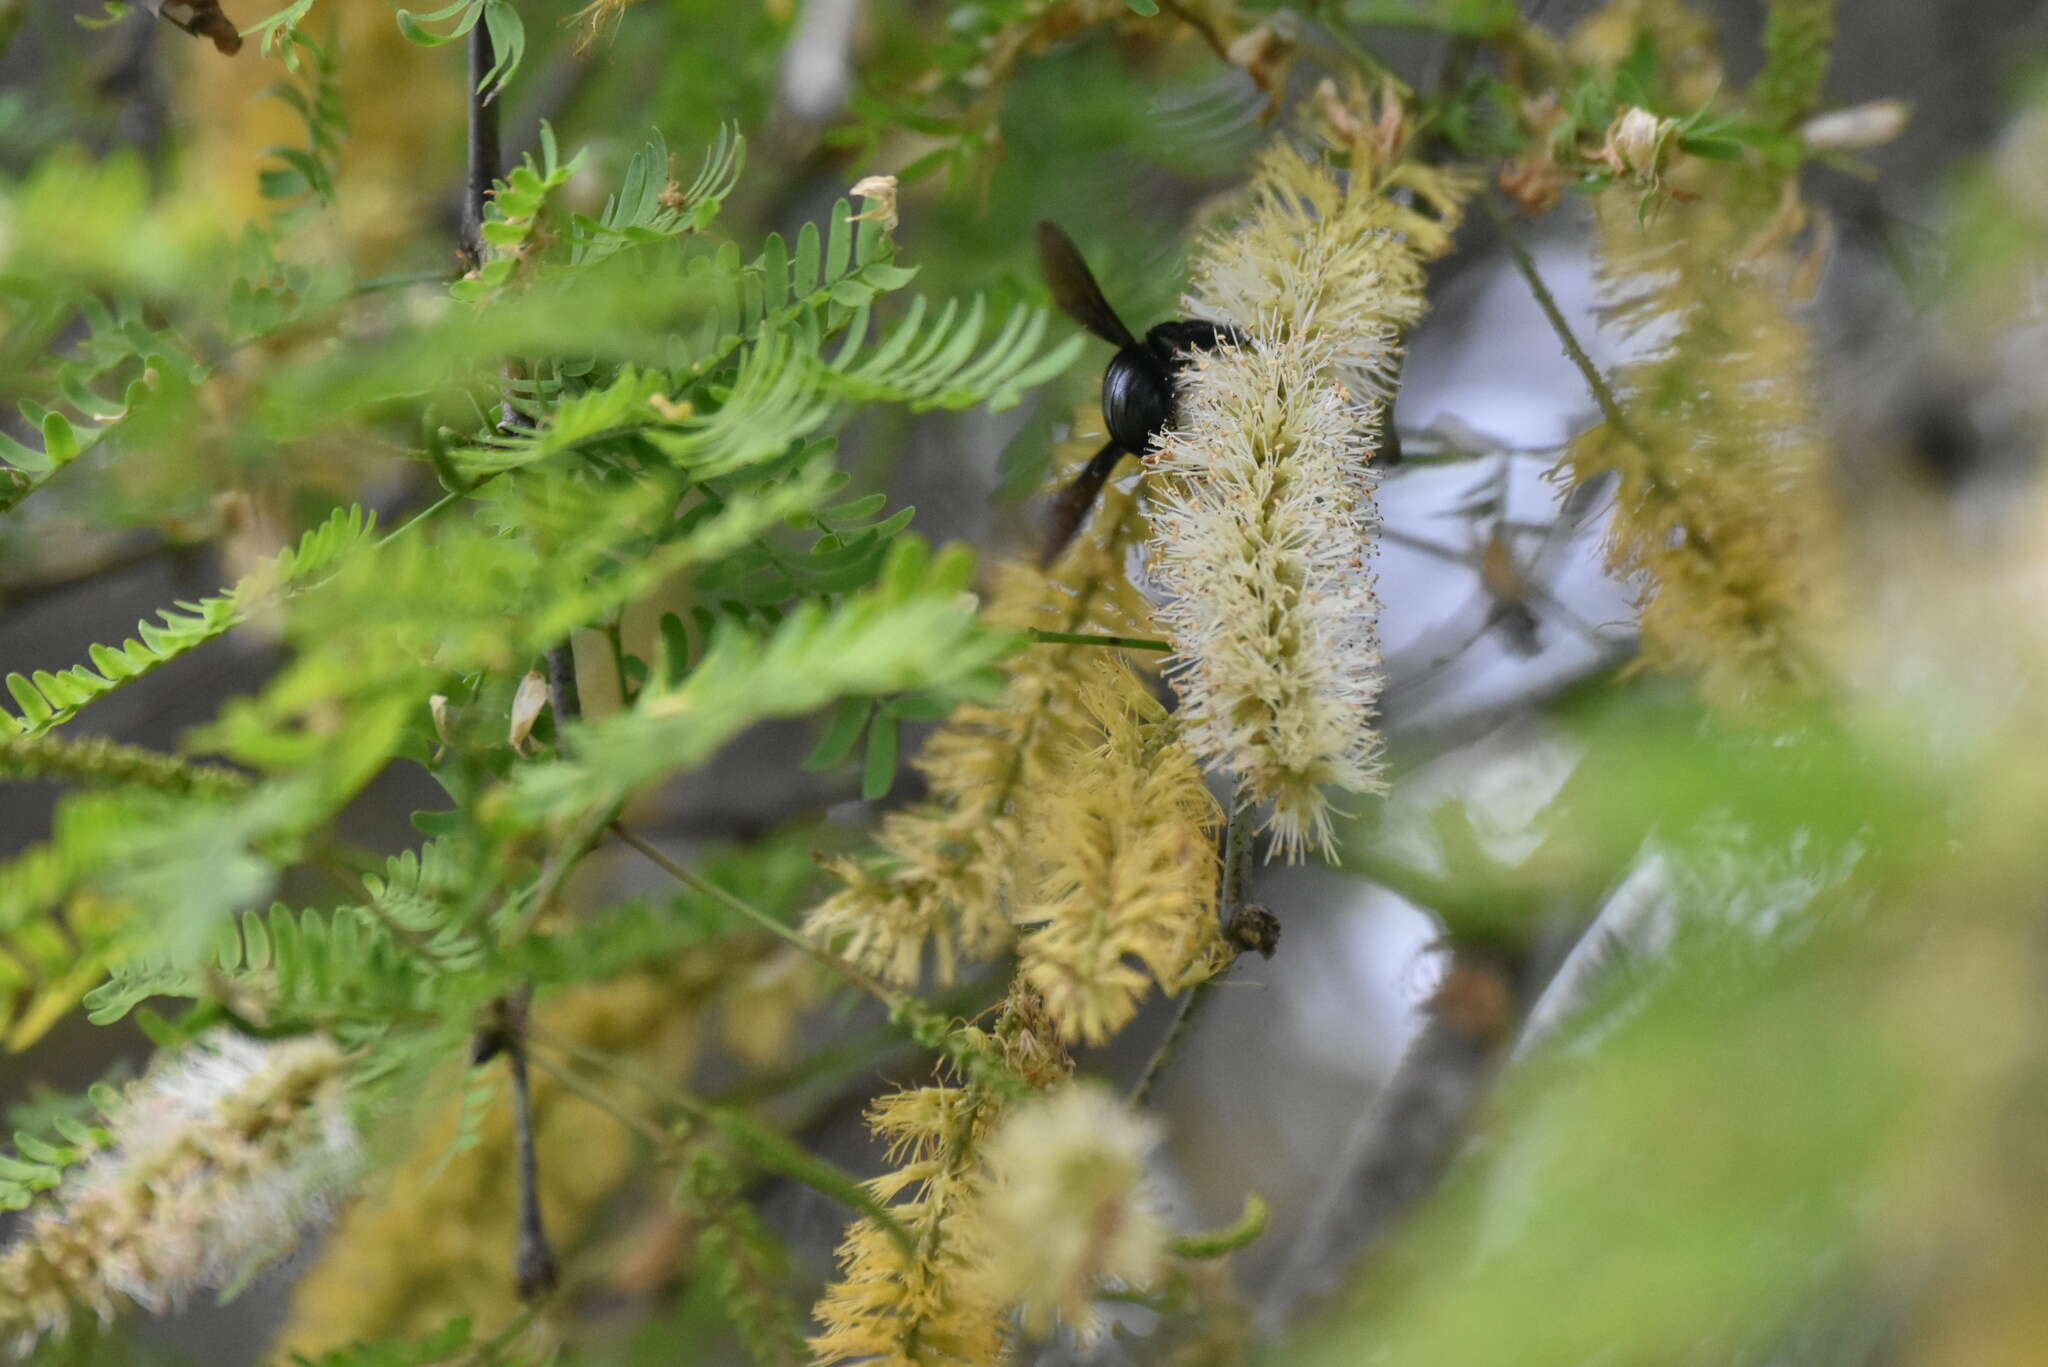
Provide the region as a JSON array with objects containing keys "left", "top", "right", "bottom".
[
  {"left": 810, "top": 991, "right": 1072, "bottom": 1366},
  {"left": 1568, "top": 180, "right": 1844, "bottom": 708},
  {"left": 805, "top": 434, "right": 1158, "bottom": 986},
  {"left": 0, "top": 1033, "right": 356, "bottom": 1358},
  {"left": 1016, "top": 661, "right": 1221, "bottom": 1044},
  {"left": 973, "top": 1081, "right": 1167, "bottom": 1342},
  {"left": 1149, "top": 143, "right": 1457, "bottom": 858},
  {"left": 1149, "top": 339, "right": 1385, "bottom": 859}
]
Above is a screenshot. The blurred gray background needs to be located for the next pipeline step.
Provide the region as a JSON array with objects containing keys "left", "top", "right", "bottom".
[{"left": 4, "top": 0, "right": 2045, "bottom": 1360}]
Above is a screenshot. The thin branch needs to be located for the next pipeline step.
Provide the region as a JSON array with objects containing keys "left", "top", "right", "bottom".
[
  {"left": 465, "top": 1303, "right": 545, "bottom": 1366},
  {"left": 1485, "top": 198, "right": 1721, "bottom": 568},
  {"left": 1258, "top": 948, "right": 1520, "bottom": 1332},
  {"left": 373, "top": 483, "right": 484, "bottom": 548},
  {"left": 349, "top": 269, "right": 460, "bottom": 297},
  {"left": 607, "top": 821, "right": 901, "bottom": 1008},
  {"left": 505, "top": 1030, "right": 558, "bottom": 1300},
  {"left": 461, "top": 19, "right": 504, "bottom": 269},
  {"left": 1311, "top": 1, "right": 1415, "bottom": 94},
  {"left": 1132, "top": 783, "right": 1263, "bottom": 1106},
  {"left": 1028, "top": 628, "right": 1172, "bottom": 653},
  {"left": 460, "top": 24, "right": 555, "bottom": 1310},
  {"left": 1154, "top": 0, "right": 1234, "bottom": 67},
  {"left": 710, "top": 974, "right": 1002, "bottom": 1107},
  {"left": 530, "top": 1029, "right": 921, "bottom": 1257},
  {"left": 526, "top": 1047, "right": 674, "bottom": 1149},
  {"left": 1485, "top": 199, "right": 1638, "bottom": 445}
]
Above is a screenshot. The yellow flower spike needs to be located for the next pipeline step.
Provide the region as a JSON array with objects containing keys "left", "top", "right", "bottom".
[{"left": 1017, "top": 661, "right": 1222, "bottom": 1044}]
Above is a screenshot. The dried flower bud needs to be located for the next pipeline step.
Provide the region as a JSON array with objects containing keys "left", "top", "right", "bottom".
[
  {"left": 1500, "top": 146, "right": 1569, "bottom": 215},
  {"left": 1597, "top": 105, "right": 1681, "bottom": 180},
  {"left": 1227, "top": 18, "right": 1298, "bottom": 120},
  {"left": 508, "top": 670, "right": 550, "bottom": 754},
  {"left": 1314, "top": 77, "right": 1367, "bottom": 145},
  {"left": 847, "top": 175, "right": 900, "bottom": 233},
  {"left": 1799, "top": 99, "right": 1910, "bottom": 153},
  {"left": 154, "top": 0, "right": 242, "bottom": 55}
]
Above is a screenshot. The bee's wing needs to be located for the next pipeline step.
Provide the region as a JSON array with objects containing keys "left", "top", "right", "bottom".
[
  {"left": 1036, "top": 222, "right": 1139, "bottom": 350},
  {"left": 151, "top": 0, "right": 244, "bottom": 53},
  {"left": 1040, "top": 441, "right": 1127, "bottom": 566}
]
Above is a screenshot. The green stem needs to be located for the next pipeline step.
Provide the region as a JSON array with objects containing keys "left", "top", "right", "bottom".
[
  {"left": 1486, "top": 198, "right": 1719, "bottom": 568},
  {"left": 710, "top": 974, "right": 1000, "bottom": 1106},
  {"left": 608, "top": 821, "right": 901, "bottom": 1008},
  {"left": 1315, "top": 0, "right": 1414, "bottom": 93},
  {"left": 1169, "top": 1193, "right": 1270, "bottom": 1260},
  {"left": 373, "top": 482, "right": 488, "bottom": 549},
  {"left": 349, "top": 269, "right": 459, "bottom": 297},
  {"left": 531, "top": 1031, "right": 920, "bottom": 1258},
  {"left": 604, "top": 620, "right": 635, "bottom": 707},
  {"left": 0, "top": 734, "right": 251, "bottom": 797},
  {"left": 1485, "top": 200, "right": 1639, "bottom": 446},
  {"left": 1028, "top": 628, "right": 1171, "bottom": 653}
]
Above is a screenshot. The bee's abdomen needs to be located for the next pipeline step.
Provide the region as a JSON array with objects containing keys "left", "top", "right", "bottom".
[{"left": 1102, "top": 349, "right": 1175, "bottom": 452}]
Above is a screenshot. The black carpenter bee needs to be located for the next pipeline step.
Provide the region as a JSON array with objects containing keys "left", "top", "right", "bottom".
[{"left": 1035, "top": 221, "right": 1238, "bottom": 564}]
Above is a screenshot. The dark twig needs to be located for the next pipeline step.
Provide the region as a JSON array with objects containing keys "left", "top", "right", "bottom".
[
  {"left": 506, "top": 1040, "right": 557, "bottom": 1300},
  {"left": 462, "top": 21, "right": 504, "bottom": 270},
  {"left": 1132, "top": 784, "right": 1271, "bottom": 1107},
  {"left": 546, "top": 641, "right": 582, "bottom": 730},
  {"left": 460, "top": 24, "right": 555, "bottom": 1306},
  {"left": 473, "top": 992, "right": 558, "bottom": 1301},
  {"left": 1260, "top": 928, "right": 1526, "bottom": 1331}
]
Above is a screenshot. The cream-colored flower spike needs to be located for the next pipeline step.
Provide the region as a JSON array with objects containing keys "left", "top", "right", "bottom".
[
  {"left": 973, "top": 1081, "right": 1165, "bottom": 1342},
  {"left": 1148, "top": 141, "right": 1459, "bottom": 859},
  {"left": 1149, "top": 339, "right": 1384, "bottom": 859},
  {"left": 0, "top": 1033, "right": 358, "bottom": 1356}
]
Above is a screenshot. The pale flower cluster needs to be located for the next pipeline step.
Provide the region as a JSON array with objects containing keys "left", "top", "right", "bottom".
[
  {"left": 805, "top": 465, "right": 1157, "bottom": 985},
  {"left": 973, "top": 1080, "right": 1166, "bottom": 1341},
  {"left": 0, "top": 1033, "right": 358, "bottom": 1356},
  {"left": 1148, "top": 340, "right": 1385, "bottom": 858},
  {"left": 1149, "top": 143, "right": 1455, "bottom": 857},
  {"left": 1016, "top": 660, "right": 1221, "bottom": 1043}
]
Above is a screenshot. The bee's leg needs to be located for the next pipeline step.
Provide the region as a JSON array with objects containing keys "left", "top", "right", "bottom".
[{"left": 1040, "top": 441, "right": 1127, "bottom": 567}]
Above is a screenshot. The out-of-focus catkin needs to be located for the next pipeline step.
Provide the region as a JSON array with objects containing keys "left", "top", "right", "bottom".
[
  {"left": 174, "top": 4, "right": 459, "bottom": 268},
  {"left": 811, "top": 992, "right": 1072, "bottom": 1366},
  {"left": 272, "top": 959, "right": 739, "bottom": 1357},
  {"left": 1558, "top": 0, "right": 1846, "bottom": 709},
  {"left": 0, "top": 1034, "right": 357, "bottom": 1357},
  {"left": 972, "top": 1081, "right": 1167, "bottom": 1342},
  {"left": 1567, "top": 180, "right": 1845, "bottom": 708},
  {"left": 1151, "top": 142, "right": 1463, "bottom": 858}
]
